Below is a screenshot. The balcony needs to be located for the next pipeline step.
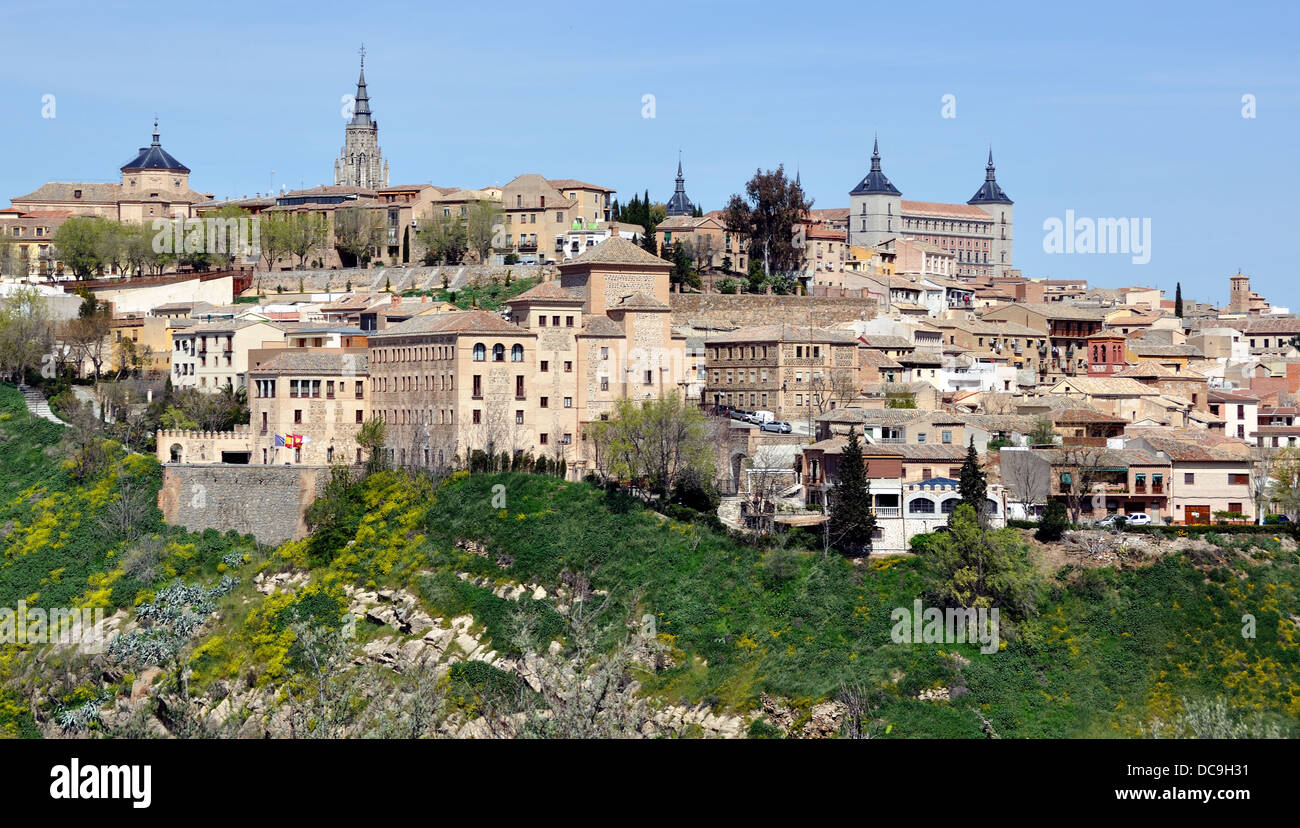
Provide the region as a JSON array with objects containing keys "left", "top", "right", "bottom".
[
  {"left": 879, "top": 436, "right": 906, "bottom": 444},
  {"left": 518, "top": 239, "right": 538, "bottom": 252},
  {"left": 872, "top": 507, "right": 900, "bottom": 517}
]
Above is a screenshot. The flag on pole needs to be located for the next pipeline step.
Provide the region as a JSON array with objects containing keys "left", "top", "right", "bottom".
[{"left": 274, "top": 434, "right": 286, "bottom": 448}]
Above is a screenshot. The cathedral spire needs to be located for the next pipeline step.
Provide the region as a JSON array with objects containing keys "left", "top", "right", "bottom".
[{"left": 351, "top": 45, "right": 372, "bottom": 126}]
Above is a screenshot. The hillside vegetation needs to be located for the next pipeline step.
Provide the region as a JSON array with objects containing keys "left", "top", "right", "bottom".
[{"left": 0, "top": 381, "right": 1296, "bottom": 738}]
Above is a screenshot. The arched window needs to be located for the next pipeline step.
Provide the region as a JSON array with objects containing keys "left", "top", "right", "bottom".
[
  {"left": 169, "top": 444, "right": 183, "bottom": 463},
  {"left": 511, "top": 344, "right": 524, "bottom": 362},
  {"left": 909, "top": 498, "right": 936, "bottom": 514},
  {"left": 493, "top": 344, "right": 505, "bottom": 362},
  {"left": 473, "top": 343, "right": 486, "bottom": 362},
  {"left": 940, "top": 499, "right": 957, "bottom": 514}
]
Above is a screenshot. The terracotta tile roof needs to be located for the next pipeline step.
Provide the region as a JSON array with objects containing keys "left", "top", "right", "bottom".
[
  {"left": 561, "top": 235, "right": 670, "bottom": 268},
  {"left": 706, "top": 324, "right": 858, "bottom": 344},
  {"left": 547, "top": 179, "right": 615, "bottom": 192},
  {"left": 1243, "top": 317, "right": 1300, "bottom": 334},
  {"left": 1129, "top": 343, "right": 1203, "bottom": 357},
  {"left": 1126, "top": 428, "right": 1253, "bottom": 461},
  {"left": 900, "top": 200, "right": 992, "bottom": 220},
  {"left": 13, "top": 182, "right": 124, "bottom": 203},
  {"left": 508, "top": 280, "right": 583, "bottom": 304},
  {"left": 1052, "top": 377, "right": 1160, "bottom": 396},
  {"left": 578, "top": 316, "right": 625, "bottom": 337},
  {"left": 859, "top": 349, "right": 903, "bottom": 369},
  {"left": 858, "top": 334, "right": 914, "bottom": 349},
  {"left": 608, "top": 291, "right": 670, "bottom": 312},
  {"left": 249, "top": 350, "right": 368, "bottom": 375},
  {"left": 368, "top": 310, "right": 531, "bottom": 338},
  {"left": 1050, "top": 407, "right": 1127, "bottom": 424}
]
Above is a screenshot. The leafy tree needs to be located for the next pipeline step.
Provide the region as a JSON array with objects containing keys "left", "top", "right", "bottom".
[
  {"left": 333, "top": 206, "right": 383, "bottom": 267},
  {"left": 1029, "top": 416, "right": 1057, "bottom": 446},
  {"left": 53, "top": 216, "right": 115, "bottom": 277},
  {"left": 419, "top": 209, "right": 468, "bottom": 265},
  {"left": 0, "top": 285, "right": 53, "bottom": 382},
  {"left": 1036, "top": 500, "right": 1069, "bottom": 542},
  {"left": 722, "top": 165, "right": 811, "bottom": 277},
  {"left": 828, "top": 427, "right": 877, "bottom": 555},
  {"left": 919, "top": 503, "right": 1041, "bottom": 618},
  {"left": 586, "top": 395, "right": 715, "bottom": 496},
  {"left": 356, "top": 416, "right": 387, "bottom": 474},
  {"left": 959, "top": 437, "right": 988, "bottom": 523}
]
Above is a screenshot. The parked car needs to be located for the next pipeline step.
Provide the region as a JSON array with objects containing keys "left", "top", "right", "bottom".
[
  {"left": 1097, "top": 512, "right": 1151, "bottom": 528},
  {"left": 730, "top": 408, "right": 751, "bottom": 421},
  {"left": 761, "top": 421, "right": 792, "bottom": 433}
]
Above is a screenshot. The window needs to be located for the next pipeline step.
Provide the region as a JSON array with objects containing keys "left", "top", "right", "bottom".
[
  {"left": 540, "top": 360, "right": 549, "bottom": 372},
  {"left": 1229, "top": 473, "right": 1248, "bottom": 485},
  {"left": 1135, "top": 473, "right": 1146, "bottom": 491},
  {"left": 917, "top": 433, "right": 927, "bottom": 443},
  {"left": 564, "top": 397, "right": 572, "bottom": 408},
  {"left": 356, "top": 381, "right": 364, "bottom": 399},
  {"left": 472, "top": 375, "right": 482, "bottom": 398},
  {"left": 566, "top": 316, "right": 574, "bottom": 327},
  {"left": 941, "top": 430, "right": 952, "bottom": 444},
  {"left": 564, "top": 361, "right": 572, "bottom": 372},
  {"left": 1228, "top": 502, "right": 1243, "bottom": 514},
  {"left": 600, "top": 376, "right": 608, "bottom": 392},
  {"left": 600, "top": 347, "right": 609, "bottom": 360},
  {"left": 493, "top": 344, "right": 505, "bottom": 362},
  {"left": 516, "top": 410, "right": 524, "bottom": 425},
  {"left": 552, "top": 316, "right": 561, "bottom": 327},
  {"left": 473, "top": 409, "right": 482, "bottom": 424},
  {"left": 473, "top": 343, "right": 486, "bottom": 361},
  {"left": 644, "top": 370, "right": 653, "bottom": 385},
  {"left": 909, "top": 498, "right": 935, "bottom": 514},
  {"left": 538, "top": 316, "right": 547, "bottom": 327},
  {"left": 294, "top": 409, "right": 302, "bottom": 424},
  {"left": 539, "top": 433, "right": 548, "bottom": 445},
  {"left": 540, "top": 396, "right": 548, "bottom": 408},
  {"left": 1184, "top": 473, "right": 1195, "bottom": 485},
  {"left": 511, "top": 344, "right": 524, "bottom": 362}
]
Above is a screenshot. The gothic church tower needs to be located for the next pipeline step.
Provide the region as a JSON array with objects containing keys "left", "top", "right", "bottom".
[{"left": 334, "top": 47, "right": 389, "bottom": 189}]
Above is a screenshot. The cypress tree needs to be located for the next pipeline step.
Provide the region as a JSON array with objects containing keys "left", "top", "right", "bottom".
[
  {"left": 959, "top": 436, "right": 988, "bottom": 524},
  {"left": 1174, "top": 282, "right": 1183, "bottom": 318},
  {"left": 829, "top": 427, "right": 877, "bottom": 554}
]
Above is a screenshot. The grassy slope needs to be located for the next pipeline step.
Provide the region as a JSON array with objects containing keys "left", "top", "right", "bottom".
[
  {"left": 1, "top": 382, "right": 1296, "bottom": 738},
  {"left": 0, "top": 383, "right": 255, "bottom": 737},
  {"left": 419, "top": 473, "right": 1300, "bottom": 737}
]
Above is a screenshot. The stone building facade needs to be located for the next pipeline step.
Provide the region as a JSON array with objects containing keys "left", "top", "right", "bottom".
[
  {"left": 847, "top": 141, "right": 1013, "bottom": 280},
  {"left": 364, "top": 235, "right": 687, "bottom": 477}
]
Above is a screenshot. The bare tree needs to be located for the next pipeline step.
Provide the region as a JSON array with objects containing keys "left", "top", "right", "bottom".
[
  {"left": 1057, "top": 445, "right": 1108, "bottom": 524},
  {"left": 1250, "top": 445, "right": 1277, "bottom": 525},
  {"left": 1001, "top": 449, "right": 1049, "bottom": 521}
]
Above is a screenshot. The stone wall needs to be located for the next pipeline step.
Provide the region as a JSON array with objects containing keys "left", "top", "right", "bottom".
[
  {"left": 246, "top": 264, "right": 555, "bottom": 296},
  {"left": 670, "top": 293, "right": 879, "bottom": 331},
  {"left": 159, "top": 464, "right": 332, "bottom": 545}
]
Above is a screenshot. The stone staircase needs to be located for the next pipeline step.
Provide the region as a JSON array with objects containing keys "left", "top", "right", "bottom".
[
  {"left": 18, "top": 384, "right": 66, "bottom": 426},
  {"left": 717, "top": 496, "right": 744, "bottom": 530}
]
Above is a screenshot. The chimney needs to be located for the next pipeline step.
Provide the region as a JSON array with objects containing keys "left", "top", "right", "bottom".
[{"left": 391, "top": 293, "right": 401, "bottom": 307}]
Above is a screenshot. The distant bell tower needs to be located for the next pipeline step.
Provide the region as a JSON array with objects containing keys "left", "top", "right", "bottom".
[
  {"left": 1229, "top": 272, "right": 1251, "bottom": 313},
  {"left": 334, "top": 45, "right": 389, "bottom": 189},
  {"left": 847, "top": 136, "right": 902, "bottom": 250},
  {"left": 968, "top": 147, "right": 1014, "bottom": 278}
]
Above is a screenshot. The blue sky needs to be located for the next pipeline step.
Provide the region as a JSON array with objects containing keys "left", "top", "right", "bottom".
[{"left": 2, "top": 0, "right": 1296, "bottom": 304}]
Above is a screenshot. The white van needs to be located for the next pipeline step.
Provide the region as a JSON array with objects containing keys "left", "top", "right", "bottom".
[{"left": 749, "top": 410, "right": 775, "bottom": 424}]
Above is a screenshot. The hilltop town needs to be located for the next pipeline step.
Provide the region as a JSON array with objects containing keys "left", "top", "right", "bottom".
[{"left": 2, "top": 54, "right": 1294, "bottom": 554}]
